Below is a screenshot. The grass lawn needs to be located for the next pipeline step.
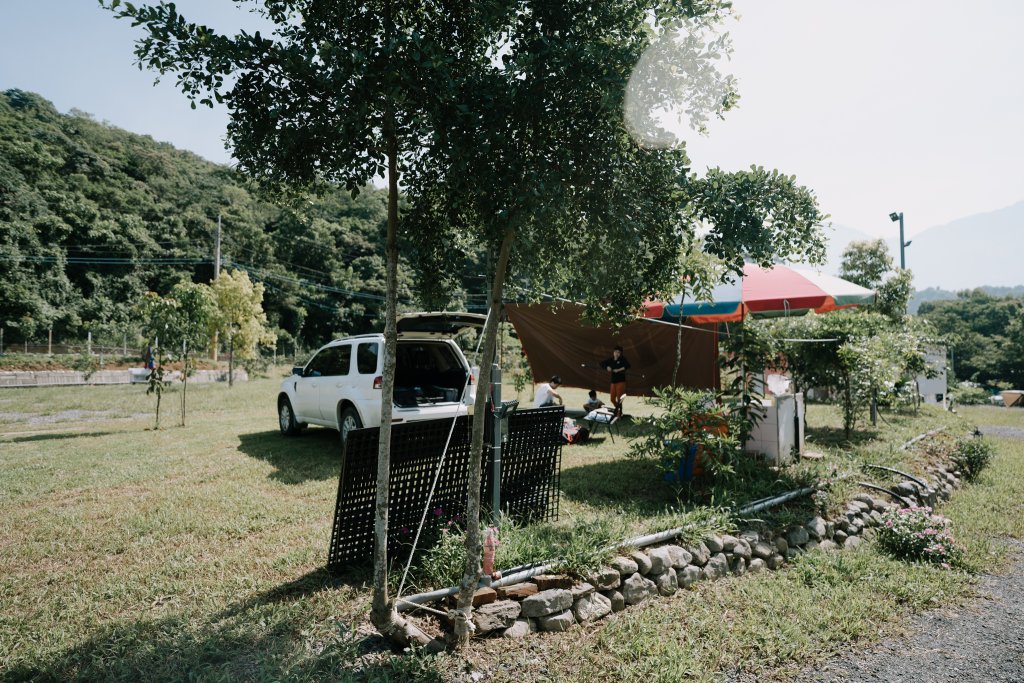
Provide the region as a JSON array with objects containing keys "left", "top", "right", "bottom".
[{"left": 2, "top": 376, "right": 1022, "bottom": 682}]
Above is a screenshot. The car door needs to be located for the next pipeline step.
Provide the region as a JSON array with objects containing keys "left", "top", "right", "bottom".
[
  {"left": 294, "top": 347, "right": 331, "bottom": 421},
  {"left": 318, "top": 343, "right": 353, "bottom": 425}
]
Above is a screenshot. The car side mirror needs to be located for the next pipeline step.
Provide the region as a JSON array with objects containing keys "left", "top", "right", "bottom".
[{"left": 292, "top": 366, "right": 304, "bottom": 376}]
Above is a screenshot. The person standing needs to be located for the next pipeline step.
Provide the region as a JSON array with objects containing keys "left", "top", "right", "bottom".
[{"left": 602, "top": 346, "right": 630, "bottom": 406}]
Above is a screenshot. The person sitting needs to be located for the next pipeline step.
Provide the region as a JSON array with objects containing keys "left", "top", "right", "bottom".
[
  {"left": 534, "top": 375, "right": 564, "bottom": 408},
  {"left": 583, "top": 389, "right": 604, "bottom": 413}
]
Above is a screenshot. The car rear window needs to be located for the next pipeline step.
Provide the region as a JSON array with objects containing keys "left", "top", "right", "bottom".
[{"left": 357, "top": 342, "right": 379, "bottom": 374}]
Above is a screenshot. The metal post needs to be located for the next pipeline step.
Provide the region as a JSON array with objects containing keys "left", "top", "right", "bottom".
[
  {"left": 870, "top": 395, "right": 877, "bottom": 426},
  {"left": 491, "top": 362, "right": 502, "bottom": 525},
  {"left": 212, "top": 214, "right": 222, "bottom": 361},
  {"left": 1, "top": 327, "right": 4, "bottom": 354},
  {"left": 123, "top": 332, "right": 127, "bottom": 357},
  {"left": 87, "top": 331, "right": 92, "bottom": 356},
  {"left": 48, "top": 327, "right": 52, "bottom": 356},
  {"left": 898, "top": 212, "right": 906, "bottom": 270}
]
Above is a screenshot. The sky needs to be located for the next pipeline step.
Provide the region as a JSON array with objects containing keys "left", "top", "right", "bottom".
[{"left": 1, "top": 1, "right": 1022, "bottom": 241}]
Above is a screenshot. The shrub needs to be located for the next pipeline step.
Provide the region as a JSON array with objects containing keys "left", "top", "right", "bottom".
[
  {"left": 952, "top": 436, "right": 994, "bottom": 481},
  {"left": 875, "top": 505, "right": 964, "bottom": 569},
  {"left": 950, "top": 383, "right": 990, "bottom": 405}
]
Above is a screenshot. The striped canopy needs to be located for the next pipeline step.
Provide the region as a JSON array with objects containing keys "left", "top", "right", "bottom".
[{"left": 642, "top": 264, "right": 876, "bottom": 323}]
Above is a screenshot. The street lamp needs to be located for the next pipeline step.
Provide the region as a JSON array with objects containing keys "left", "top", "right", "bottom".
[{"left": 889, "top": 211, "right": 911, "bottom": 269}]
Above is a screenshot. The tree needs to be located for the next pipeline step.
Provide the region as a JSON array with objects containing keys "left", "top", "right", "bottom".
[
  {"left": 136, "top": 291, "right": 178, "bottom": 429},
  {"left": 209, "top": 270, "right": 274, "bottom": 387},
  {"left": 106, "top": 0, "right": 827, "bottom": 647},
  {"left": 168, "top": 281, "right": 216, "bottom": 425},
  {"left": 840, "top": 239, "right": 893, "bottom": 289},
  {"left": 875, "top": 268, "right": 914, "bottom": 322}
]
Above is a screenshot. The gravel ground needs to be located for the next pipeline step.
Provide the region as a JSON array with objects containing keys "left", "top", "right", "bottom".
[
  {"left": 803, "top": 541, "right": 1024, "bottom": 683},
  {"left": 801, "top": 423, "right": 1024, "bottom": 683}
]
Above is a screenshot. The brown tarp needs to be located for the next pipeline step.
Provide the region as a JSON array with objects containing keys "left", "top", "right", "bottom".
[{"left": 505, "top": 303, "right": 719, "bottom": 397}]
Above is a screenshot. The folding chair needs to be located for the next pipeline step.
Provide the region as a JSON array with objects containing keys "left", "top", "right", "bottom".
[{"left": 584, "top": 397, "right": 624, "bottom": 442}]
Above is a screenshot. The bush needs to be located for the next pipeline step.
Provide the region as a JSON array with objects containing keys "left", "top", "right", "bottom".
[
  {"left": 875, "top": 505, "right": 964, "bottom": 569},
  {"left": 950, "top": 383, "right": 990, "bottom": 405},
  {"left": 952, "top": 436, "right": 994, "bottom": 481}
]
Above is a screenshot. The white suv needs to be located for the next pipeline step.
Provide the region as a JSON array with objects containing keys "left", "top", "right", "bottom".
[{"left": 277, "top": 313, "right": 484, "bottom": 442}]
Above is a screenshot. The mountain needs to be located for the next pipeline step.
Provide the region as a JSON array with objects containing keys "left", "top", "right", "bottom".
[
  {"left": 818, "top": 202, "right": 1024, "bottom": 291},
  {"left": 908, "top": 285, "right": 1024, "bottom": 314}
]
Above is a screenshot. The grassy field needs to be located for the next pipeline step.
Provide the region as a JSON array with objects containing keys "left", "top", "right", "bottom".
[{"left": 2, "top": 376, "right": 1022, "bottom": 682}]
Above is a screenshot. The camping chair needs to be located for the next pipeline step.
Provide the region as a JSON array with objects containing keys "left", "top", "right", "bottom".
[{"left": 584, "top": 396, "right": 624, "bottom": 442}]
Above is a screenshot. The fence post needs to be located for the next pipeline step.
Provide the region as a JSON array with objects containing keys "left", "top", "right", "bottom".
[
  {"left": 491, "top": 363, "right": 502, "bottom": 525},
  {"left": 123, "top": 333, "right": 127, "bottom": 357},
  {"left": 48, "top": 327, "right": 52, "bottom": 356},
  {"left": 87, "top": 331, "right": 92, "bottom": 356}
]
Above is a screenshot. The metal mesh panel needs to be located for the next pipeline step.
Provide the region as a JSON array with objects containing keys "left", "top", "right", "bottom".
[{"left": 328, "top": 408, "right": 563, "bottom": 570}]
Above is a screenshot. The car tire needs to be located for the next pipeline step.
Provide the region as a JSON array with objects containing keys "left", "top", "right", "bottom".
[
  {"left": 278, "top": 397, "right": 302, "bottom": 436},
  {"left": 339, "top": 406, "right": 362, "bottom": 446}
]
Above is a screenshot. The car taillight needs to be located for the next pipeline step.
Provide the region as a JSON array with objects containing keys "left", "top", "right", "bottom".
[{"left": 373, "top": 376, "right": 383, "bottom": 389}]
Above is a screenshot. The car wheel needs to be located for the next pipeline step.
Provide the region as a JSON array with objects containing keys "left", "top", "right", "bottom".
[
  {"left": 339, "top": 406, "right": 362, "bottom": 445},
  {"left": 278, "top": 397, "right": 302, "bottom": 436}
]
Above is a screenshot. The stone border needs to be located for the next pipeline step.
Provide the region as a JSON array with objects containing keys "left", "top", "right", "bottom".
[{"left": 442, "top": 458, "right": 967, "bottom": 639}]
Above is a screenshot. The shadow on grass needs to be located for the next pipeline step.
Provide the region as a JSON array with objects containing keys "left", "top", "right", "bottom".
[
  {"left": 0, "top": 430, "right": 122, "bottom": 443},
  {"left": 805, "top": 424, "right": 878, "bottom": 450},
  {"left": 237, "top": 428, "right": 343, "bottom": 484},
  {"left": 4, "top": 570, "right": 446, "bottom": 683}
]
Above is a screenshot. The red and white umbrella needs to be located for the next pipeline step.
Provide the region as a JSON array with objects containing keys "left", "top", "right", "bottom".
[{"left": 642, "top": 264, "right": 875, "bottom": 323}]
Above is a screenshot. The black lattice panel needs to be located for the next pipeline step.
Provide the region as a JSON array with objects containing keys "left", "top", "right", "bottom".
[{"left": 328, "top": 409, "right": 563, "bottom": 570}]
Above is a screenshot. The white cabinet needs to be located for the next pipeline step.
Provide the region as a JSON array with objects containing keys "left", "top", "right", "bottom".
[{"left": 746, "top": 393, "right": 804, "bottom": 465}]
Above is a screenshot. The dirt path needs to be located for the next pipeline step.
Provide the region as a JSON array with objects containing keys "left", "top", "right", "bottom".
[{"left": 804, "top": 425, "right": 1024, "bottom": 683}]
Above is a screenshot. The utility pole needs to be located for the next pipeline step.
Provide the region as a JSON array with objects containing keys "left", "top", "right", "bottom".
[{"left": 212, "top": 214, "right": 222, "bottom": 361}]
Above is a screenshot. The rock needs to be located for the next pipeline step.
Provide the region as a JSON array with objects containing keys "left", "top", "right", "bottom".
[
  {"left": 679, "top": 565, "right": 702, "bottom": 588},
  {"left": 748, "top": 558, "right": 766, "bottom": 573},
  {"left": 502, "top": 618, "right": 531, "bottom": 639},
  {"left": 666, "top": 545, "right": 693, "bottom": 569},
  {"left": 601, "top": 589, "right": 626, "bottom": 612},
  {"left": 652, "top": 568, "right": 678, "bottom": 596},
  {"left": 850, "top": 499, "right": 871, "bottom": 514},
  {"left": 647, "top": 547, "right": 673, "bottom": 574},
  {"left": 732, "top": 539, "right": 752, "bottom": 561},
  {"left": 521, "top": 588, "right": 573, "bottom": 618},
  {"left": 894, "top": 481, "right": 918, "bottom": 497},
  {"left": 533, "top": 574, "right": 574, "bottom": 590},
  {"left": 537, "top": 610, "right": 576, "bottom": 632},
  {"left": 496, "top": 582, "right": 539, "bottom": 600},
  {"left": 852, "top": 493, "right": 875, "bottom": 509},
  {"left": 818, "top": 539, "right": 839, "bottom": 553},
  {"left": 470, "top": 587, "right": 497, "bottom": 607},
  {"left": 786, "top": 526, "right": 810, "bottom": 547},
  {"left": 610, "top": 556, "right": 639, "bottom": 576},
  {"left": 473, "top": 600, "right": 522, "bottom": 634},
  {"left": 833, "top": 529, "right": 849, "bottom": 544},
  {"left": 836, "top": 520, "right": 853, "bottom": 535},
  {"left": 729, "top": 556, "right": 747, "bottom": 576},
  {"left": 687, "top": 543, "right": 711, "bottom": 567},
  {"left": 629, "top": 551, "right": 653, "bottom": 575},
  {"left": 805, "top": 516, "right": 827, "bottom": 540},
  {"left": 622, "top": 573, "right": 656, "bottom": 605},
  {"left": 573, "top": 591, "right": 613, "bottom": 622},
  {"left": 767, "top": 553, "right": 785, "bottom": 570},
  {"left": 570, "top": 582, "right": 595, "bottom": 600},
  {"left": 785, "top": 548, "right": 800, "bottom": 561},
  {"left": 703, "top": 553, "right": 729, "bottom": 581},
  {"left": 850, "top": 517, "right": 866, "bottom": 534},
  {"left": 845, "top": 536, "right": 864, "bottom": 550},
  {"left": 587, "top": 567, "right": 621, "bottom": 591},
  {"left": 804, "top": 540, "right": 819, "bottom": 553},
  {"left": 740, "top": 529, "right": 761, "bottom": 544},
  {"left": 752, "top": 541, "right": 774, "bottom": 560},
  {"left": 721, "top": 534, "right": 739, "bottom": 552},
  {"left": 774, "top": 537, "right": 789, "bottom": 555},
  {"left": 868, "top": 510, "right": 884, "bottom": 527},
  {"left": 704, "top": 534, "right": 725, "bottom": 553},
  {"left": 825, "top": 521, "right": 835, "bottom": 539}
]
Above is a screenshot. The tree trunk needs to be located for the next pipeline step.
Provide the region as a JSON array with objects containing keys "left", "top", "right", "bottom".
[
  {"left": 452, "top": 226, "right": 516, "bottom": 647},
  {"left": 368, "top": 108, "right": 432, "bottom": 649},
  {"left": 673, "top": 301, "right": 685, "bottom": 386},
  {"left": 228, "top": 333, "right": 234, "bottom": 388}
]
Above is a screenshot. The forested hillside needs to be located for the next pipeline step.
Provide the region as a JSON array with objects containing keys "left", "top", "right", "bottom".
[{"left": 0, "top": 89, "right": 458, "bottom": 352}]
